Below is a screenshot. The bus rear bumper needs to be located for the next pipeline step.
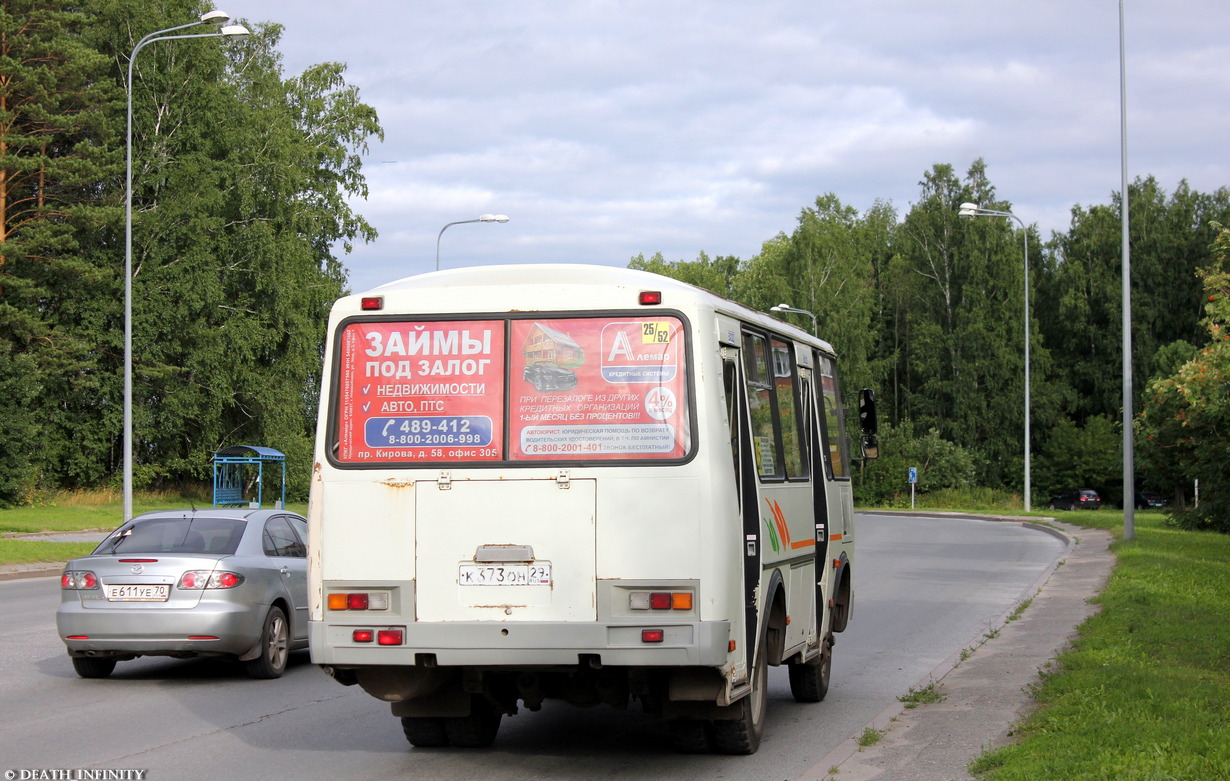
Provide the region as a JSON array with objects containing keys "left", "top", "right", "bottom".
[{"left": 309, "top": 618, "right": 731, "bottom": 667}]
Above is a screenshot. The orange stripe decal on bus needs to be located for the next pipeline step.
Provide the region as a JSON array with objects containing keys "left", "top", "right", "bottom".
[
  {"left": 765, "top": 498, "right": 816, "bottom": 550},
  {"left": 829, "top": 534, "right": 843, "bottom": 541}
]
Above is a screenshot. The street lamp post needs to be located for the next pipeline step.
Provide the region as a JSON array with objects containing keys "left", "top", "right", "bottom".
[
  {"left": 1119, "top": 0, "right": 1135, "bottom": 540},
  {"left": 124, "top": 12, "right": 250, "bottom": 522},
  {"left": 769, "top": 303, "right": 818, "bottom": 336},
  {"left": 435, "top": 214, "right": 510, "bottom": 271},
  {"left": 959, "top": 202, "right": 1032, "bottom": 512}
]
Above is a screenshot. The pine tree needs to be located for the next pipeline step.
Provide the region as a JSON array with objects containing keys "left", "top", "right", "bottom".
[{"left": 0, "top": 0, "right": 121, "bottom": 502}]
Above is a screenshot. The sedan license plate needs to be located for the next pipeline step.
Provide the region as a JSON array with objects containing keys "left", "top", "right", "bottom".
[
  {"left": 458, "top": 563, "right": 551, "bottom": 586},
  {"left": 104, "top": 583, "right": 170, "bottom": 602}
]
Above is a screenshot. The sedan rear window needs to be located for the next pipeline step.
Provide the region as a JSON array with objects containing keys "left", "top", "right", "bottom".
[{"left": 94, "top": 518, "right": 246, "bottom": 556}]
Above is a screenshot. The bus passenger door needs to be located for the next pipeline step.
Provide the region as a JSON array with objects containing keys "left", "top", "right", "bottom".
[
  {"left": 801, "top": 371, "right": 831, "bottom": 638},
  {"left": 723, "top": 356, "right": 761, "bottom": 673}
]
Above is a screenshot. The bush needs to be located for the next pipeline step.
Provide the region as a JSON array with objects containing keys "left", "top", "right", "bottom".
[{"left": 853, "top": 420, "right": 978, "bottom": 506}]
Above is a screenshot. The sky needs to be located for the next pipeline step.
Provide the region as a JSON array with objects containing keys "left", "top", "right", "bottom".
[{"left": 224, "top": 1, "right": 1230, "bottom": 294}]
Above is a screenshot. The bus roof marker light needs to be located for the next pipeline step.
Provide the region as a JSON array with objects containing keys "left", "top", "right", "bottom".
[
  {"left": 360, "top": 296, "right": 383, "bottom": 311},
  {"left": 639, "top": 291, "right": 662, "bottom": 305}
]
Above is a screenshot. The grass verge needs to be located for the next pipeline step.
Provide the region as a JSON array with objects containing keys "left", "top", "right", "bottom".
[
  {"left": 0, "top": 540, "right": 96, "bottom": 565},
  {"left": 970, "top": 510, "right": 1230, "bottom": 779},
  {"left": 0, "top": 489, "right": 308, "bottom": 566}
]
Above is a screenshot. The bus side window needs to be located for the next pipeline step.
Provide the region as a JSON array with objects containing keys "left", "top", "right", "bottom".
[
  {"left": 818, "top": 354, "right": 850, "bottom": 479},
  {"left": 741, "top": 333, "right": 779, "bottom": 478},
  {"left": 723, "top": 359, "right": 739, "bottom": 482},
  {"left": 770, "top": 338, "right": 806, "bottom": 480}
]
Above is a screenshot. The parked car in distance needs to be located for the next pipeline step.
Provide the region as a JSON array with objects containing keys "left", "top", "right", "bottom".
[
  {"left": 1048, "top": 489, "right": 1103, "bottom": 511},
  {"left": 523, "top": 361, "right": 578, "bottom": 391},
  {"left": 57, "top": 508, "right": 309, "bottom": 680},
  {"left": 1135, "top": 490, "right": 1168, "bottom": 510}
]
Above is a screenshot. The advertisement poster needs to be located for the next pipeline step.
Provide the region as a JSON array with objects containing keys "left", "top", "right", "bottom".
[
  {"left": 509, "top": 317, "right": 689, "bottom": 460},
  {"left": 333, "top": 316, "right": 689, "bottom": 464},
  {"left": 335, "top": 320, "right": 505, "bottom": 463}
]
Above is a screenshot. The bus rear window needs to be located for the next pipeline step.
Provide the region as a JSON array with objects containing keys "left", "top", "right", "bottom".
[{"left": 331, "top": 315, "right": 690, "bottom": 465}]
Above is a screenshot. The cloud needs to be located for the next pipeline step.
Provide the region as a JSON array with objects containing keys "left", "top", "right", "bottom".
[{"left": 238, "top": 0, "right": 1230, "bottom": 291}]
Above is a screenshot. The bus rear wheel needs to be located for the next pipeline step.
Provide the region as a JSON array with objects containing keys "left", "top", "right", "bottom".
[
  {"left": 442, "top": 695, "right": 501, "bottom": 747},
  {"left": 710, "top": 638, "right": 767, "bottom": 755},
  {"left": 667, "top": 718, "right": 711, "bottom": 753},
  {"left": 401, "top": 716, "right": 448, "bottom": 748},
  {"left": 788, "top": 633, "right": 833, "bottom": 703}
]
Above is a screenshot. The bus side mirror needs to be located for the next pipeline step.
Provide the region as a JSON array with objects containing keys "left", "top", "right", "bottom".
[
  {"left": 858, "top": 388, "right": 879, "bottom": 460},
  {"left": 861, "top": 434, "right": 879, "bottom": 460}
]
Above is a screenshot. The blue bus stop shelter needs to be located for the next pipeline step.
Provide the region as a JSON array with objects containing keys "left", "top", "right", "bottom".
[{"left": 212, "top": 446, "right": 286, "bottom": 509}]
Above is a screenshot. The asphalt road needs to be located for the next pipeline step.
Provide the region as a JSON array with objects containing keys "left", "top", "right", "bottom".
[{"left": 0, "top": 513, "right": 1066, "bottom": 781}]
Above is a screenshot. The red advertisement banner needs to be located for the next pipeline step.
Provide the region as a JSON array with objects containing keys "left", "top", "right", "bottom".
[
  {"left": 333, "top": 316, "right": 689, "bottom": 464},
  {"left": 335, "top": 320, "right": 505, "bottom": 463}
]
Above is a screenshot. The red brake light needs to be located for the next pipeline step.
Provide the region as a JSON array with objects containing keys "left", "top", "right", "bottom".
[
  {"left": 649, "top": 592, "right": 672, "bottom": 610},
  {"left": 347, "top": 593, "right": 369, "bottom": 610},
  {"left": 352, "top": 629, "right": 374, "bottom": 643},
  {"left": 642, "top": 629, "right": 665, "bottom": 643},
  {"left": 62, "top": 571, "right": 100, "bottom": 590},
  {"left": 377, "top": 629, "right": 404, "bottom": 645},
  {"left": 639, "top": 291, "right": 662, "bottom": 305},
  {"left": 178, "top": 570, "right": 244, "bottom": 590},
  {"left": 361, "top": 296, "right": 383, "bottom": 311}
]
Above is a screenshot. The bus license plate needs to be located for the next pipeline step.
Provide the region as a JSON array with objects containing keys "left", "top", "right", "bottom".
[
  {"left": 458, "top": 564, "right": 551, "bottom": 586},
  {"left": 105, "top": 584, "right": 170, "bottom": 602}
]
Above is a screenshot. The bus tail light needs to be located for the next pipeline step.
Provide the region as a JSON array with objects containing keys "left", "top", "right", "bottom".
[
  {"left": 642, "top": 629, "right": 665, "bottom": 643},
  {"left": 328, "top": 592, "right": 390, "bottom": 611},
  {"left": 629, "top": 591, "right": 693, "bottom": 611},
  {"left": 360, "top": 296, "right": 383, "bottom": 311},
  {"left": 352, "top": 629, "right": 374, "bottom": 643},
  {"left": 638, "top": 291, "right": 662, "bottom": 305}
]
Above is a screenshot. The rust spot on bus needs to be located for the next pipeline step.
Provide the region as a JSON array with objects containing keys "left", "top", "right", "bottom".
[{"left": 379, "top": 478, "right": 415, "bottom": 489}]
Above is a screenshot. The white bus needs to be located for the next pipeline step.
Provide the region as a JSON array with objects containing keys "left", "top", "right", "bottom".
[{"left": 307, "top": 264, "right": 878, "bottom": 754}]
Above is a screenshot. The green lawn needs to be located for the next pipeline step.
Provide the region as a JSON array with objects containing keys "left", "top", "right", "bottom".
[
  {"left": 971, "top": 510, "right": 1230, "bottom": 779},
  {"left": 0, "top": 539, "right": 96, "bottom": 565},
  {"left": 0, "top": 491, "right": 307, "bottom": 539}
]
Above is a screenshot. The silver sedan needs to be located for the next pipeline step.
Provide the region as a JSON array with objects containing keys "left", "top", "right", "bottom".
[{"left": 56, "top": 508, "right": 309, "bottom": 679}]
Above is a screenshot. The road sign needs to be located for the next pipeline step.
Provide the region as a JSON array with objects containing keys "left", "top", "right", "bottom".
[{"left": 908, "top": 466, "right": 918, "bottom": 484}]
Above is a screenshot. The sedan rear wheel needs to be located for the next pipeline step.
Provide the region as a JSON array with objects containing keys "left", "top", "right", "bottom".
[
  {"left": 72, "top": 656, "right": 117, "bottom": 679},
  {"left": 245, "top": 606, "right": 289, "bottom": 679}
]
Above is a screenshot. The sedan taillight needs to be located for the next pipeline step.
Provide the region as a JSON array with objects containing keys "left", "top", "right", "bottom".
[
  {"left": 178, "top": 570, "right": 244, "bottom": 590},
  {"left": 61, "top": 570, "right": 99, "bottom": 590}
]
